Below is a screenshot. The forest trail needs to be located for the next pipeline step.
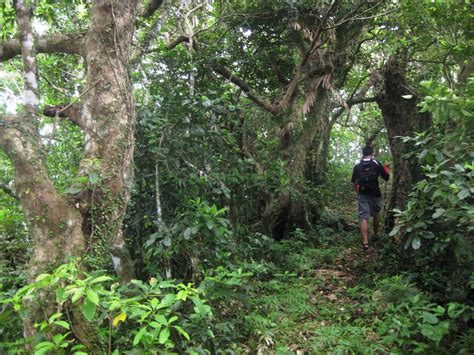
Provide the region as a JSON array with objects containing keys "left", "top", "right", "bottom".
[{"left": 239, "top": 225, "right": 390, "bottom": 354}]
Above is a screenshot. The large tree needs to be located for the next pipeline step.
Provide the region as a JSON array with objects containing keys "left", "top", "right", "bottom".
[
  {"left": 370, "top": 0, "right": 472, "bottom": 229},
  {"left": 0, "top": 0, "right": 164, "bottom": 345},
  {"left": 202, "top": 0, "right": 387, "bottom": 239}
]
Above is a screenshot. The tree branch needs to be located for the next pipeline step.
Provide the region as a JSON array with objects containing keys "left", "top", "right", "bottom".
[
  {"left": 0, "top": 32, "right": 85, "bottom": 62},
  {"left": 331, "top": 96, "right": 379, "bottom": 123},
  {"left": 347, "top": 96, "right": 378, "bottom": 106},
  {"left": 164, "top": 34, "right": 190, "bottom": 49},
  {"left": 43, "top": 104, "right": 84, "bottom": 129},
  {"left": 131, "top": 0, "right": 170, "bottom": 65},
  {"left": 212, "top": 64, "right": 277, "bottom": 113},
  {"left": 0, "top": 183, "right": 17, "bottom": 199},
  {"left": 140, "top": 0, "right": 164, "bottom": 18}
]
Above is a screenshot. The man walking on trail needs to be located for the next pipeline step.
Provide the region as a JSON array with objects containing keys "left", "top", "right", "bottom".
[{"left": 351, "top": 146, "right": 390, "bottom": 251}]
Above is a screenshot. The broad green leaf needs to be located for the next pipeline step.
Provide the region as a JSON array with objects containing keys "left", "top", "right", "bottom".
[
  {"left": 389, "top": 225, "right": 400, "bottom": 237},
  {"left": 412, "top": 236, "right": 421, "bottom": 249},
  {"left": 35, "top": 274, "right": 51, "bottom": 282},
  {"left": 163, "top": 235, "right": 172, "bottom": 247},
  {"left": 422, "top": 311, "right": 438, "bottom": 324},
  {"left": 161, "top": 294, "right": 176, "bottom": 306},
  {"left": 159, "top": 327, "right": 170, "bottom": 344},
  {"left": 150, "top": 298, "right": 159, "bottom": 309},
  {"left": 432, "top": 208, "right": 445, "bottom": 219},
  {"left": 461, "top": 109, "right": 473, "bottom": 117},
  {"left": 54, "top": 320, "right": 70, "bottom": 330},
  {"left": 86, "top": 289, "right": 99, "bottom": 305},
  {"left": 133, "top": 327, "right": 147, "bottom": 346},
  {"left": 90, "top": 276, "right": 113, "bottom": 284},
  {"left": 155, "top": 314, "right": 167, "bottom": 325},
  {"left": 183, "top": 227, "right": 193, "bottom": 240},
  {"left": 66, "top": 185, "right": 83, "bottom": 194},
  {"left": 458, "top": 189, "right": 469, "bottom": 200},
  {"left": 48, "top": 312, "right": 62, "bottom": 323},
  {"left": 174, "top": 325, "right": 190, "bottom": 340},
  {"left": 420, "top": 324, "right": 434, "bottom": 338},
  {"left": 56, "top": 287, "right": 67, "bottom": 302},
  {"left": 421, "top": 231, "right": 435, "bottom": 239},
  {"left": 82, "top": 298, "right": 96, "bottom": 321},
  {"left": 88, "top": 171, "right": 99, "bottom": 184},
  {"left": 447, "top": 303, "right": 464, "bottom": 319},
  {"left": 149, "top": 321, "right": 162, "bottom": 329},
  {"left": 34, "top": 342, "right": 55, "bottom": 355},
  {"left": 71, "top": 288, "right": 84, "bottom": 303}
]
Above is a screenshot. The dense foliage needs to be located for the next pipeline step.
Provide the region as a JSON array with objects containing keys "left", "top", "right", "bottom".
[{"left": 0, "top": 0, "right": 473, "bottom": 353}]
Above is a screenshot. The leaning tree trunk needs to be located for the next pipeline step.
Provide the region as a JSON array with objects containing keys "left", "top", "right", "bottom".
[
  {"left": 0, "top": 1, "right": 86, "bottom": 344},
  {"left": 375, "top": 60, "right": 432, "bottom": 230}
]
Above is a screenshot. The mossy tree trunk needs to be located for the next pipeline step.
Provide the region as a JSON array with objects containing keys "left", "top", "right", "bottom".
[{"left": 375, "top": 60, "right": 432, "bottom": 230}]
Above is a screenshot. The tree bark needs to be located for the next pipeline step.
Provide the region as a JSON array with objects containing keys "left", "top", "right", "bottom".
[
  {"left": 0, "top": 0, "right": 87, "bottom": 345},
  {"left": 375, "top": 60, "right": 432, "bottom": 230},
  {"left": 77, "top": 0, "right": 138, "bottom": 282},
  {"left": 263, "top": 89, "right": 331, "bottom": 240},
  {"left": 0, "top": 0, "right": 143, "bottom": 348}
]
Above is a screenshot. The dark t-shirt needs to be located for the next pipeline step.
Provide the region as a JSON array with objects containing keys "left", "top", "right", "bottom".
[{"left": 351, "top": 159, "right": 389, "bottom": 197}]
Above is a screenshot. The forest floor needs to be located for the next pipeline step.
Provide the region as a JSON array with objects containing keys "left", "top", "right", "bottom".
[
  {"left": 225, "top": 199, "right": 399, "bottom": 354},
  {"left": 236, "top": 232, "right": 392, "bottom": 354}
]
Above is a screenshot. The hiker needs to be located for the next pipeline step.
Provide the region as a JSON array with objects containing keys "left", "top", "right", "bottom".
[{"left": 351, "top": 146, "right": 390, "bottom": 251}]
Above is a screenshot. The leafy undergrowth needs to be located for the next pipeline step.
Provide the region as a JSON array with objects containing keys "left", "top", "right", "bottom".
[
  {"left": 204, "top": 228, "right": 474, "bottom": 354},
  {"left": 225, "top": 232, "right": 392, "bottom": 354}
]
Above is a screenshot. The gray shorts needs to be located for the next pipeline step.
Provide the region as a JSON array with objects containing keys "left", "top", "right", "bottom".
[{"left": 357, "top": 194, "right": 382, "bottom": 220}]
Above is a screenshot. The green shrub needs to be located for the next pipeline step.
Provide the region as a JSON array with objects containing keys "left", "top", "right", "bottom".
[{"left": 0, "top": 261, "right": 212, "bottom": 354}]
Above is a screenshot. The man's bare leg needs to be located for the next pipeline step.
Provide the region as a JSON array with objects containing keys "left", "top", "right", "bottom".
[{"left": 360, "top": 218, "right": 369, "bottom": 246}]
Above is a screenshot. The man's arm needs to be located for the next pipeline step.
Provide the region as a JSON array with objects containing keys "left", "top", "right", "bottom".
[
  {"left": 379, "top": 160, "right": 390, "bottom": 181},
  {"left": 351, "top": 165, "right": 360, "bottom": 192},
  {"left": 351, "top": 165, "right": 357, "bottom": 184}
]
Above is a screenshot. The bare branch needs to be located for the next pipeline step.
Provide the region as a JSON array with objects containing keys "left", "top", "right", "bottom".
[
  {"left": 0, "top": 32, "right": 86, "bottom": 62},
  {"left": 365, "top": 127, "right": 382, "bottom": 147},
  {"left": 164, "top": 34, "right": 190, "bottom": 49},
  {"left": 347, "top": 96, "right": 378, "bottom": 106},
  {"left": 42, "top": 80, "right": 99, "bottom": 131},
  {"left": 323, "top": 1, "right": 388, "bottom": 30}
]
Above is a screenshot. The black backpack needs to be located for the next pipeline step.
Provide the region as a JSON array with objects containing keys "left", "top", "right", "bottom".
[{"left": 357, "top": 160, "right": 379, "bottom": 192}]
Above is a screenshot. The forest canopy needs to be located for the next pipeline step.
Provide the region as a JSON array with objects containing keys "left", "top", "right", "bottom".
[{"left": 0, "top": 0, "right": 473, "bottom": 353}]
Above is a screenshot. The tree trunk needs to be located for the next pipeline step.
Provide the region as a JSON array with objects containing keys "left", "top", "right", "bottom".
[
  {"left": 375, "top": 60, "right": 432, "bottom": 230},
  {"left": 263, "top": 89, "right": 330, "bottom": 240},
  {"left": 78, "top": 0, "right": 137, "bottom": 282},
  {"left": 307, "top": 111, "right": 334, "bottom": 185},
  {"left": 0, "top": 0, "right": 140, "bottom": 348}
]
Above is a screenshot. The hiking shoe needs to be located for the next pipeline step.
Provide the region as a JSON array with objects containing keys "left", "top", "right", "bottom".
[{"left": 362, "top": 244, "right": 369, "bottom": 251}]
